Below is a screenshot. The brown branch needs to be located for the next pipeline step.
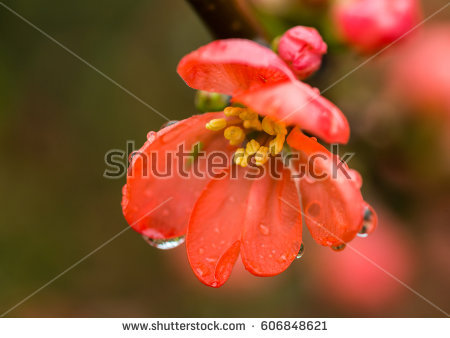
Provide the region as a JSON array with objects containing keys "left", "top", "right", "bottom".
[{"left": 186, "top": 0, "right": 268, "bottom": 41}]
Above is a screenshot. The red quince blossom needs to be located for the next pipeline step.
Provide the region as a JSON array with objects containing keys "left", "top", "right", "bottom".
[
  {"left": 122, "top": 33, "right": 376, "bottom": 287},
  {"left": 278, "top": 26, "right": 327, "bottom": 80},
  {"left": 332, "top": 0, "right": 422, "bottom": 53}
]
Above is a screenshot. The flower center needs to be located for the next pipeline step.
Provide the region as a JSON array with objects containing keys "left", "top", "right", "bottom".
[{"left": 205, "top": 106, "right": 288, "bottom": 167}]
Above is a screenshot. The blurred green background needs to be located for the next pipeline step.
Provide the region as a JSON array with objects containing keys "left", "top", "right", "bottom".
[{"left": 1, "top": 0, "right": 449, "bottom": 317}]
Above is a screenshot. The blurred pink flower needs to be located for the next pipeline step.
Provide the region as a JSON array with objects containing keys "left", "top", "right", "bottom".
[
  {"left": 308, "top": 208, "right": 415, "bottom": 312},
  {"left": 389, "top": 24, "right": 450, "bottom": 117},
  {"left": 332, "top": 0, "right": 422, "bottom": 53},
  {"left": 278, "top": 26, "right": 327, "bottom": 79}
]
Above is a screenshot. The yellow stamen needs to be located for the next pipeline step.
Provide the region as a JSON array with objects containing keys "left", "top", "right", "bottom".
[
  {"left": 234, "top": 148, "right": 248, "bottom": 167},
  {"left": 224, "top": 106, "right": 244, "bottom": 117},
  {"left": 205, "top": 118, "right": 227, "bottom": 131},
  {"left": 261, "top": 116, "right": 276, "bottom": 135},
  {"left": 269, "top": 134, "right": 285, "bottom": 155},
  {"left": 239, "top": 110, "right": 258, "bottom": 121},
  {"left": 246, "top": 139, "right": 260, "bottom": 155},
  {"left": 255, "top": 146, "right": 269, "bottom": 166},
  {"left": 273, "top": 121, "right": 287, "bottom": 135},
  {"left": 262, "top": 116, "right": 287, "bottom": 135},
  {"left": 224, "top": 126, "right": 245, "bottom": 146},
  {"left": 243, "top": 118, "right": 262, "bottom": 131}
]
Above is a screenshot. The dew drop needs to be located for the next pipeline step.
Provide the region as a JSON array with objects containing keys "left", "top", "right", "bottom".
[
  {"left": 306, "top": 201, "right": 321, "bottom": 218},
  {"left": 196, "top": 267, "right": 205, "bottom": 277},
  {"left": 160, "top": 120, "right": 179, "bottom": 130},
  {"left": 331, "top": 243, "right": 346, "bottom": 251},
  {"left": 296, "top": 243, "right": 305, "bottom": 259},
  {"left": 128, "top": 151, "right": 140, "bottom": 164},
  {"left": 142, "top": 235, "right": 185, "bottom": 250},
  {"left": 146, "top": 131, "right": 157, "bottom": 142},
  {"left": 258, "top": 224, "right": 270, "bottom": 236},
  {"left": 198, "top": 248, "right": 205, "bottom": 255},
  {"left": 357, "top": 203, "right": 378, "bottom": 238}
]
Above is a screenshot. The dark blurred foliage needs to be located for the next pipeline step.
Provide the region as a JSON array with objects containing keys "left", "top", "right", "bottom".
[{"left": 0, "top": 0, "right": 449, "bottom": 317}]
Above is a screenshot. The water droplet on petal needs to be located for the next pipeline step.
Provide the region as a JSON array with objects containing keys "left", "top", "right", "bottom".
[
  {"left": 160, "top": 120, "right": 178, "bottom": 130},
  {"left": 196, "top": 267, "right": 205, "bottom": 277},
  {"left": 357, "top": 203, "right": 378, "bottom": 238},
  {"left": 128, "top": 151, "right": 140, "bottom": 164},
  {"left": 296, "top": 243, "right": 305, "bottom": 259},
  {"left": 258, "top": 224, "right": 270, "bottom": 236},
  {"left": 306, "top": 201, "right": 321, "bottom": 218},
  {"left": 142, "top": 235, "right": 185, "bottom": 250},
  {"left": 198, "top": 248, "right": 204, "bottom": 255},
  {"left": 146, "top": 131, "right": 157, "bottom": 142},
  {"left": 331, "top": 243, "right": 346, "bottom": 251}
]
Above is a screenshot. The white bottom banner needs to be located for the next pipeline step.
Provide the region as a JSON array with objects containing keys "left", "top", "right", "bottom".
[{"left": 0, "top": 318, "right": 448, "bottom": 337}]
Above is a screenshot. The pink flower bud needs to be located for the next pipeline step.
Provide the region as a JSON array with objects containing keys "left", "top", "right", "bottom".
[
  {"left": 332, "top": 0, "right": 422, "bottom": 54},
  {"left": 277, "top": 26, "right": 327, "bottom": 80}
]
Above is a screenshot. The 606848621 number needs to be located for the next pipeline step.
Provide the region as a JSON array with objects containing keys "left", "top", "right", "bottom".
[{"left": 260, "top": 321, "right": 327, "bottom": 331}]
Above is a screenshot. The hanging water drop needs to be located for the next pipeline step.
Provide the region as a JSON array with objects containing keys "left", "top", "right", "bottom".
[
  {"left": 296, "top": 243, "right": 305, "bottom": 259},
  {"left": 357, "top": 203, "right": 378, "bottom": 238},
  {"left": 143, "top": 235, "right": 185, "bottom": 250},
  {"left": 160, "top": 120, "right": 179, "bottom": 130},
  {"left": 331, "top": 243, "right": 346, "bottom": 251}
]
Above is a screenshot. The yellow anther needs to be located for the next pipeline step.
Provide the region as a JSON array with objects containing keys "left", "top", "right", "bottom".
[
  {"left": 269, "top": 134, "right": 285, "bottom": 155},
  {"left": 239, "top": 110, "right": 258, "bottom": 121},
  {"left": 246, "top": 139, "right": 260, "bottom": 155},
  {"left": 255, "top": 146, "right": 269, "bottom": 166},
  {"left": 262, "top": 116, "right": 276, "bottom": 135},
  {"left": 273, "top": 121, "right": 287, "bottom": 135},
  {"left": 243, "top": 118, "right": 262, "bottom": 131},
  {"left": 262, "top": 116, "right": 287, "bottom": 135},
  {"left": 234, "top": 148, "right": 249, "bottom": 167},
  {"left": 224, "top": 106, "right": 244, "bottom": 117},
  {"left": 224, "top": 126, "right": 245, "bottom": 146},
  {"left": 205, "top": 118, "right": 227, "bottom": 131}
]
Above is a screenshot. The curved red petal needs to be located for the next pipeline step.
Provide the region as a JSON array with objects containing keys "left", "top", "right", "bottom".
[
  {"left": 287, "top": 128, "right": 365, "bottom": 246},
  {"left": 177, "top": 39, "right": 295, "bottom": 96},
  {"left": 122, "top": 112, "right": 232, "bottom": 239},
  {"left": 233, "top": 81, "right": 350, "bottom": 144},
  {"left": 241, "top": 161, "right": 302, "bottom": 276},
  {"left": 186, "top": 169, "right": 252, "bottom": 287}
]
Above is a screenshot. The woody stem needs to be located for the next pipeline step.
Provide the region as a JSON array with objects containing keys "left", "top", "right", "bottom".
[{"left": 185, "top": 0, "right": 268, "bottom": 41}]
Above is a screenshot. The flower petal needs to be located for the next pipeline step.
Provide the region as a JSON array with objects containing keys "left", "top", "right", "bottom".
[
  {"left": 186, "top": 169, "right": 252, "bottom": 287},
  {"left": 122, "top": 112, "right": 232, "bottom": 239},
  {"left": 287, "top": 128, "right": 365, "bottom": 246},
  {"left": 177, "top": 39, "right": 295, "bottom": 96},
  {"left": 241, "top": 160, "right": 302, "bottom": 276},
  {"left": 233, "top": 81, "right": 350, "bottom": 144}
]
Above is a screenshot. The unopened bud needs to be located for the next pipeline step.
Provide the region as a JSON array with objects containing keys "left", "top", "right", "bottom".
[{"left": 278, "top": 26, "right": 327, "bottom": 80}]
